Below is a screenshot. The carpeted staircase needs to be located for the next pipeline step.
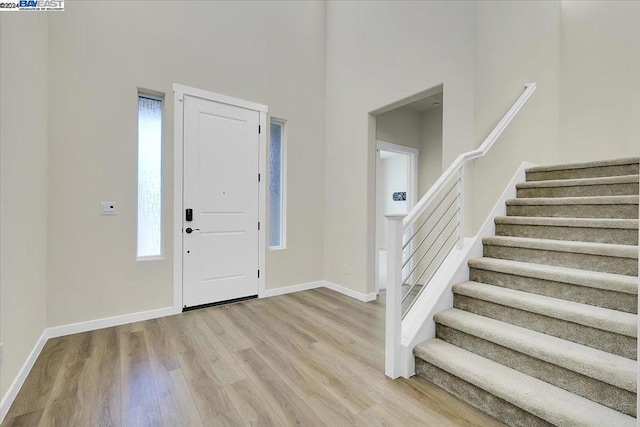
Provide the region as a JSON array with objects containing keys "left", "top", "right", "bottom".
[{"left": 413, "top": 157, "right": 639, "bottom": 427}]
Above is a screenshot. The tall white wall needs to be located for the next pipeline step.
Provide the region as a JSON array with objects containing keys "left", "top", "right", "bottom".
[
  {"left": 46, "top": 1, "right": 326, "bottom": 327},
  {"left": 471, "top": 1, "right": 560, "bottom": 232},
  {"left": 559, "top": 1, "right": 640, "bottom": 162},
  {"left": 376, "top": 108, "right": 422, "bottom": 150},
  {"left": 0, "top": 14, "right": 49, "bottom": 399},
  {"left": 324, "top": 1, "right": 476, "bottom": 294}
]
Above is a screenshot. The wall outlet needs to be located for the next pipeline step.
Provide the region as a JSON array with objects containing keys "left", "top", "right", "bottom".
[
  {"left": 343, "top": 263, "right": 349, "bottom": 276},
  {"left": 100, "top": 202, "right": 117, "bottom": 215},
  {"left": 0, "top": 342, "right": 3, "bottom": 368}
]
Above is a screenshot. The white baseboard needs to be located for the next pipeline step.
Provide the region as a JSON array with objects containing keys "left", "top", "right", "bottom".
[
  {"left": 260, "top": 280, "right": 377, "bottom": 302},
  {"left": 46, "top": 306, "right": 177, "bottom": 339},
  {"left": 260, "top": 280, "right": 324, "bottom": 298},
  {"left": 0, "top": 306, "right": 176, "bottom": 423},
  {"left": 323, "top": 280, "right": 378, "bottom": 302},
  {"left": 0, "top": 330, "right": 48, "bottom": 424}
]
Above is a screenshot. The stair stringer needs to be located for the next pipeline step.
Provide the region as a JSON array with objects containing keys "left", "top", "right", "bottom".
[{"left": 399, "top": 161, "right": 537, "bottom": 378}]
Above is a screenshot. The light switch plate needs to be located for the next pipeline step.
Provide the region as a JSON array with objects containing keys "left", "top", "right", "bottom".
[{"left": 100, "top": 202, "right": 117, "bottom": 215}]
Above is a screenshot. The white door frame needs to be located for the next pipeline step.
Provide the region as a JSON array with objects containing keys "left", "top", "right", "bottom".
[
  {"left": 173, "top": 83, "right": 268, "bottom": 312},
  {"left": 375, "top": 140, "right": 419, "bottom": 294}
]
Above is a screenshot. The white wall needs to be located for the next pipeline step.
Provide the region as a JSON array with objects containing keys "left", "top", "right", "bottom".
[
  {"left": 559, "top": 1, "right": 640, "bottom": 163},
  {"left": 418, "top": 107, "right": 443, "bottom": 197},
  {"left": 46, "top": 1, "right": 327, "bottom": 327},
  {"left": 376, "top": 108, "right": 422, "bottom": 150},
  {"left": 471, "top": 1, "right": 560, "bottom": 232},
  {"left": 0, "top": 14, "right": 49, "bottom": 399},
  {"left": 325, "top": 1, "right": 476, "bottom": 294}
]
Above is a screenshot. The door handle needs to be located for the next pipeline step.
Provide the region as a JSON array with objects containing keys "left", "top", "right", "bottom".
[{"left": 185, "top": 227, "right": 200, "bottom": 234}]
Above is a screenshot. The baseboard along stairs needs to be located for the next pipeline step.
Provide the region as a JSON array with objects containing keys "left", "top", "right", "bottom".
[{"left": 413, "top": 157, "right": 639, "bottom": 426}]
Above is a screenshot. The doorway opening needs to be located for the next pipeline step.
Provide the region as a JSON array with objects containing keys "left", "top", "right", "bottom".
[
  {"left": 376, "top": 142, "right": 418, "bottom": 291},
  {"left": 372, "top": 85, "right": 444, "bottom": 295}
]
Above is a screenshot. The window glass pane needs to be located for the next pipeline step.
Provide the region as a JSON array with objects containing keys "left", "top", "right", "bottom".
[
  {"left": 137, "top": 96, "right": 163, "bottom": 257},
  {"left": 269, "top": 121, "right": 283, "bottom": 248}
]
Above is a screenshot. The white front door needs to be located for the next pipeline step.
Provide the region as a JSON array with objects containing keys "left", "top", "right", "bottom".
[{"left": 182, "top": 95, "right": 260, "bottom": 308}]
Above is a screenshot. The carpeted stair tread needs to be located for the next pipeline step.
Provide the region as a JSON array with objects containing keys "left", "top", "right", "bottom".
[
  {"left": 452, "top": 281, "right": 637, "bottom": 338},
  {"left": 468, "top": 257, "right": 638, "bottom": 295},
  {"left": 483, "top": 236, "right": 637, "bottom": 259},
  {"left": 506, "top": 195, "right": 639, "bottom": 206},
  {"left": 434, "top": 308, "right": 637, "bottom": 392},
  {"left": 494, "top": 216, "right": 638, "bottom": 230},
  {"left": 413, "top": 339, "right": 636, "bottom": 427},
  {"left": 517, "top": 174, "right": 638, "bottom": 189},
  {"left": 526, "top": 157, "right": 639, "bottom": 173}
]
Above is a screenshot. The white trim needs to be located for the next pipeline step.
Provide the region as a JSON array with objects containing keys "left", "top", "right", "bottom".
[
  {"left": 261, "top": 280, "right": 377, "bottom": 302},
  {"left": 46, "top": 306, "right": 177, "bottom": 339},
  {"left": 172, "top": 84, "right": 267, "bottom": 113},
  {"left": 0, "top": 330, "right": 48, "bottom": 424},
  {"left": 375, "top": 140, "right": 419, "bottom": 293},
  {"left": 173, "top": 89, "right": 184, "bottom": 312},
  {"left": 173, "top": 84, "right": 268, "bottom": 309},
  {"left": 376, "top": 140, "right": 419, "bottom": 209},
  {"left": 323, "top": 281, "right": 378, "bottom": 302},
  {"left": 261, "top": 280, "right": 324, "bottom": 297},
  {"left": 258, "top": 111, "right": 268, "bottom": 297}
]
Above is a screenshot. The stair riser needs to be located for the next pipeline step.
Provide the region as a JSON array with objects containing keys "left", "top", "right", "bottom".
[
  {"left": 436, "top": 325, "right": 636, "bottom": 417},
  {"left": 527, "top": 164, "right": 640, "bottom": 182},
  {"left": 495, "top": 223, "right": 638, "bottom": 245},
  {"left": 483, "top": 244, "right": 638, "bottom": 276},
  {"left": 453, "top": 295, "right": 637, "bottom": 359},
  {"left": 469, "top": 267, "right": 638, "bottom": 314},
  {"left": 507, "top": 204, "right": 639, "bottom": 219},
  {"left": 415, "top": 359, "right": 553, "bottom": 427},
  {"left": 517, "top": 183, "right": 638, "bottom": 198}
]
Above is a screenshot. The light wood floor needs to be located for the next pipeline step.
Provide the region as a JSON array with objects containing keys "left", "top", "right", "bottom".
[{"left": 3, "top": 288, "right": 504, "bottom": 426}]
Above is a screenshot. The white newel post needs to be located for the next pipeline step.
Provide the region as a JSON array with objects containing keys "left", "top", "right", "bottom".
[{"left": 385, "top": 213, "right": 406, "bottom": 379}]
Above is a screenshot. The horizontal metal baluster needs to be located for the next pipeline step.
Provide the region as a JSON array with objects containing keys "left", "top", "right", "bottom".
[
  {"left": 402, "top": 230, "right": 460, "bottom": 316},
  {"left": 402, "top": 179, "right": 459, "bottom": 251},
  {"left": 401, "top": 223, "right": 458, "bottom": 305},
  {"left": 402, "top": 196, "right": 458, "bottom": 269}
]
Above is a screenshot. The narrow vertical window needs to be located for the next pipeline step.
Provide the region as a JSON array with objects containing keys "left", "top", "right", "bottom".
[
  {"left": 137, "top": 94, "right": 163, "bottom": 258},
  {"left": 269, "top": 119, "right": 286, "bottom": 249}
]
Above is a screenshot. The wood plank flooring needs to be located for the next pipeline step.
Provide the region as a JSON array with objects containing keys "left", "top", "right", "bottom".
[{"left": 2, "top": 288, "right": 504, "bottom": 426}]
